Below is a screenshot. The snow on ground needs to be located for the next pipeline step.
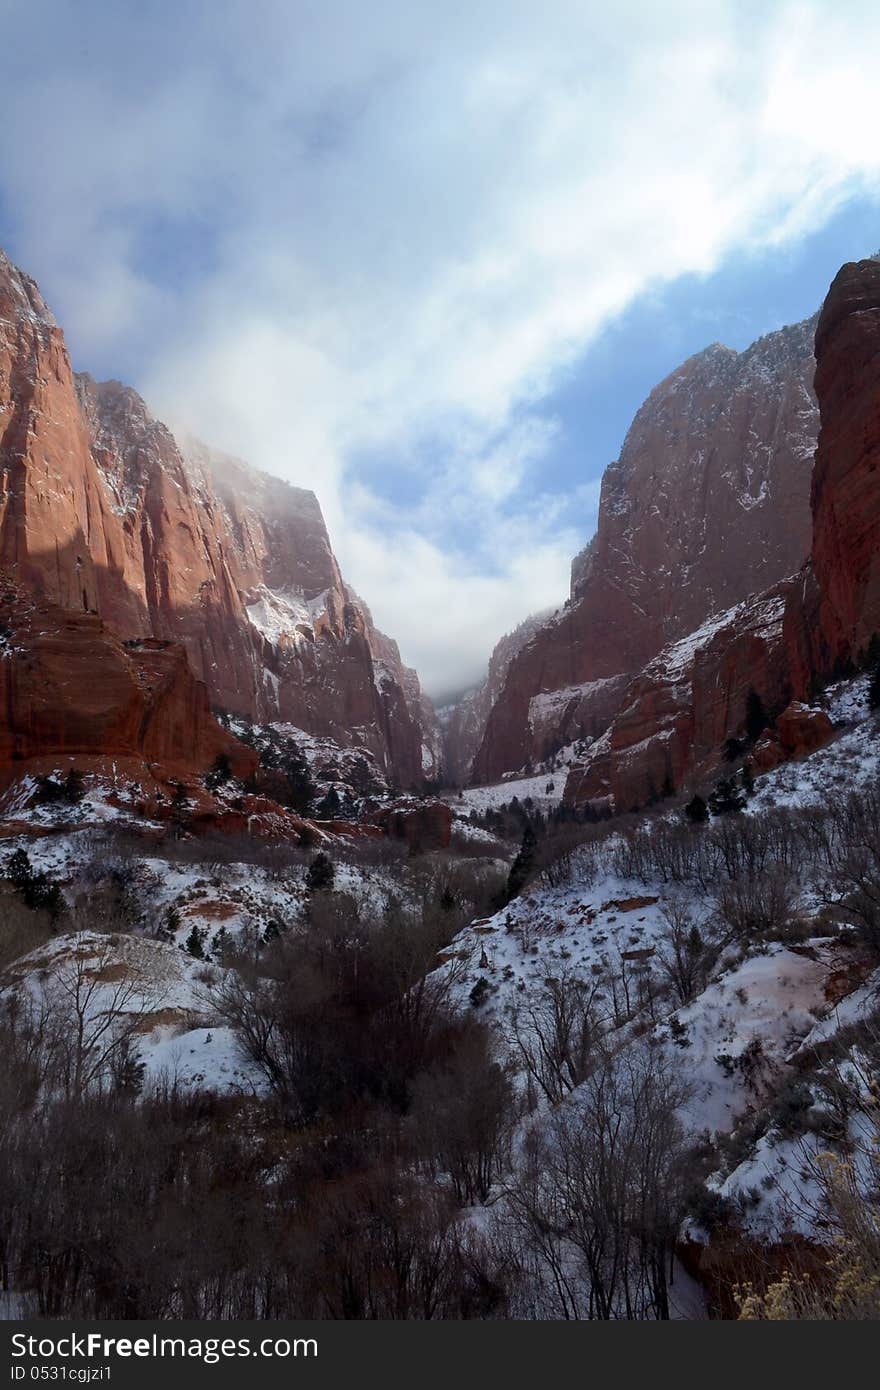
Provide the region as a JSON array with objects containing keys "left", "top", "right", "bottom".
[
  {"left": 2, "top": 929, "right": 265, "bottom": 1097},
  {"left": 0, "top": 771, "right": 163, "bottom": 831},
  {"left": 661, "top": 943, "right": 834, "bottom": 1136},
  {"left": 751, "top": 673, "right": 880, "bottom": 812},
  {"left": 444, "top": 769, "right": 566, "bottom": 815},
  {"left": 434, "top": 864, "right": 690, "bottom": 1025}
]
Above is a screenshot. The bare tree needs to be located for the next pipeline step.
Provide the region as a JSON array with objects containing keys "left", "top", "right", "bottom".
[
  {"left": 655, "top": 900, "right": 717, "bottom": 1006},
  {"left": 507, "top": 968, "right": 607, "bottom": 1103}
]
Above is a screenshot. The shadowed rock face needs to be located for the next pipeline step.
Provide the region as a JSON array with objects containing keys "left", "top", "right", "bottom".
[
  {"left": 471, "top": 314, "right": 819, "bottom": 785},
  {"left": 562, "top": 582, "right": 805, "bottom": 810},
  {"left": 0, "top": 247, "right": 436, "bottom": 789},
  {"left": 811, "top": 258, "right": 880, "bottom": 670},
  {"left": 563, "top": 258, "right": 880, "bottom": 814}
]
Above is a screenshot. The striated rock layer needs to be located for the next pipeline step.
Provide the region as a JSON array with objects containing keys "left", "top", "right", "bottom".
[
  {"left": 0, "top": 247, "right": 436, "bottom": 788},
  {"left": 472, "top": 314, "right": 819, "bottom": 784}
]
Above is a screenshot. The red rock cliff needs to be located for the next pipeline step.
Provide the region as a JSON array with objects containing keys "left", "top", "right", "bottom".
[
  {"left": 563, "top": 258, "right": 880, "bottom": 813},
  {"left": 471, "top": 315, "right": 818, "bottom": 784},
  {"left": 0, "top": 247, "right": 434, "bottom": 789},
  {"left": 811, "top": 258, "right": 880, "bottom": 669}
]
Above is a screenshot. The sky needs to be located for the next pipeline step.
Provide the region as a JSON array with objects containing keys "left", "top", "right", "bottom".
[{"left": 1, "top": 1, "right": 880, "bottom": 699}]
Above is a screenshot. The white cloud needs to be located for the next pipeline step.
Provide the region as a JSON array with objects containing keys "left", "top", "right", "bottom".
[{"left": 1, "top": 0, "right": 879, "bottom": 692}]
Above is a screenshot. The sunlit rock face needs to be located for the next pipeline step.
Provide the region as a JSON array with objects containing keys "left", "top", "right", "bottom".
[
  {"left": 471, "top": 313, "right": 819, "bottom": 785},
  {"left": 0, "top": 247, "right": 436, "bottom": 789},
  {"left": 0, "top": 579, "right": 255, "bottom": 783}
]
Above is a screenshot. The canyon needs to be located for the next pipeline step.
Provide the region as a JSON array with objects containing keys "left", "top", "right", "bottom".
[{"left": 3, "top": 241, "right": 880, "bottom": 823}]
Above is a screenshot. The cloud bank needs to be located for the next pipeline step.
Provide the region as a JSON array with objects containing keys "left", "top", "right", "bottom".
[{"left": 1, "top": 1, "right": 879, "bottom": 693}]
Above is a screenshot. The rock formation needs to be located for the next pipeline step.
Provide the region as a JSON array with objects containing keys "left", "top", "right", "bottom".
[
  {"left": 0, "top": 577, "right": 254, "bottom": 784},
  {"left": 0, "top": 246, "right": 436, "bottom": 790},
  {"left": 438, "top": 610, "right": 552, "bottom": 784},
  {"left": 810, "top": 258, "right": 880, "bottom": 669},
  {"left": 564, "top": 259, "right": 880, "bottom": 813},
  {"left": 471, "top": 315, "right": 819, "bottom": 784}
]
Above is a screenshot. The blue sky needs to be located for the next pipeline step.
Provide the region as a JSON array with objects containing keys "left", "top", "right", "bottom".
[{"left": 1, "top": 2, "right": 880, "bottom": 695}]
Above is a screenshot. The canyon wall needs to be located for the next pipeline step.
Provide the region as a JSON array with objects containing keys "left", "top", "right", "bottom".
[
  {"left": 0, "top": 247, "right": 436, "bottom": 789},
  {"left": 471, "top": 315, "right": 819, "bottom": 784}
]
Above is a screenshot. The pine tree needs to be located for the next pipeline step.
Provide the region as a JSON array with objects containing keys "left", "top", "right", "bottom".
[
  {"left": 709, "top": 776, "right": 746, "bottom": 816},
  {"left": 506, "top": 824, "right": 537, "bottom": 903},
  {"left": 184, "top": 924, "right": 206, "bottom": 959},
  {"left": 741, "top": 762, "right": 755, "bottom": 797},
  {"left": 469, "top": 976, "right": 490, "bottom": 1008},
  {"left": 63, "top": 768, "right": 86, "bottom": 804},
  {"left": 281, "top": 751, "right": 315, "bottom": 814},
  {"left": 212, "top": 926, "right": 233, "bottom": 961},
  {"left": 684, "top": 794, "right": 709, "bottom": 824},
  {"left": 204, "top": 751, "right": 233, "bottom": 792},
  {"left": 157, "top": 905, "right": 181, "bottom": 943},
  {"left": 305, "top": 851, "right": 335, "bottom": 894},
  {"left": 170, "top": 781, "right": 190, "bottom": 837},
  {"left": 318, "top": 787, "right": 341, "bottom": 820}
]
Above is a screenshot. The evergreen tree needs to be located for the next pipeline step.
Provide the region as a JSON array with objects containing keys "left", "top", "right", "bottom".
[
  {"left": 709, "top": 776, "right": 746, "bottom": 816},
  {"left": 183, "top": 924, "right": 206, "bottom": 959},
  {"left": 469, "top": 976, "right": 490, "bottom": 1008},
  {"left": 741, "top": 762, "right": 755, "bottom": 797},
  {"left": 723, "top": 736, "right": 745, "bottom": 762},
  {"left": 204, "top": 752, "right": 233, "bottom": 792},
  {"left": 318, "top": 787, "right": 341, "bottom": 820},
  {"left": 170, "top": 782, "right": 190, "bottom": 837},
  {"left": 869, "top": 661, "right": 880, "bottom": 711},
  {"left": 157, "top": 905, "right": 181, "bottom": 943},
  {"left": 63, "top": 768, "right": 86, "bottom": 804},
  {"left": 5, "top": 848, "right": 62, "bottom": 920},
  {"left": 506, "top": 824, "right": 537, "bottom": 903},
  {"left": 281, "top": 751, "right": 315, "bottom": 814},
  {"left": 684, "top": 793, "right": 709, "bottom": 824},
  {"left": 305, "top": 851, "right": 335, "bottom": 894}
]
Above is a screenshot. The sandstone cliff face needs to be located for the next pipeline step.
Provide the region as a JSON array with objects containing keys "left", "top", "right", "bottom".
[
  {"left": 811, "top": 259, "right": 880, "bottom": 670},
  {"left": 0, "top": 247, "right": 434, "bottom": 789},
  {"left": 0, "top": 577, "right": 254, "bottom": 783},
  {"left": 472, "top": 315, "right": 819, "bottom": 784},
  {"left": 562, "top": 583, "right": 805, "bottom": 811},
  {"left": 562, "top": 259, "right": 880, "bottom": 813},
  {"left": 438, "top": 610, "right": 552, "bottom": 785}
]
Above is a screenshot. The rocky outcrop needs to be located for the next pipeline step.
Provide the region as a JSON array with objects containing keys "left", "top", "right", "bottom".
[
  {"left": 367, "top": 798, "right": 453, "bottom": 851},
  {"left": 472, "top": 315, "right": 819, "bottom": 784},
  {"left": 563, "top": 585, "right": 802, "bottom": 811},
  {"left": 0, "top": 246, "right": 435, "bottom": 789},
  {"left": 751, "top": 702, "right": 835, "bottom": 773},
  {"left": 0, "top": 577, "right": 254, "bottom": 783}
]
